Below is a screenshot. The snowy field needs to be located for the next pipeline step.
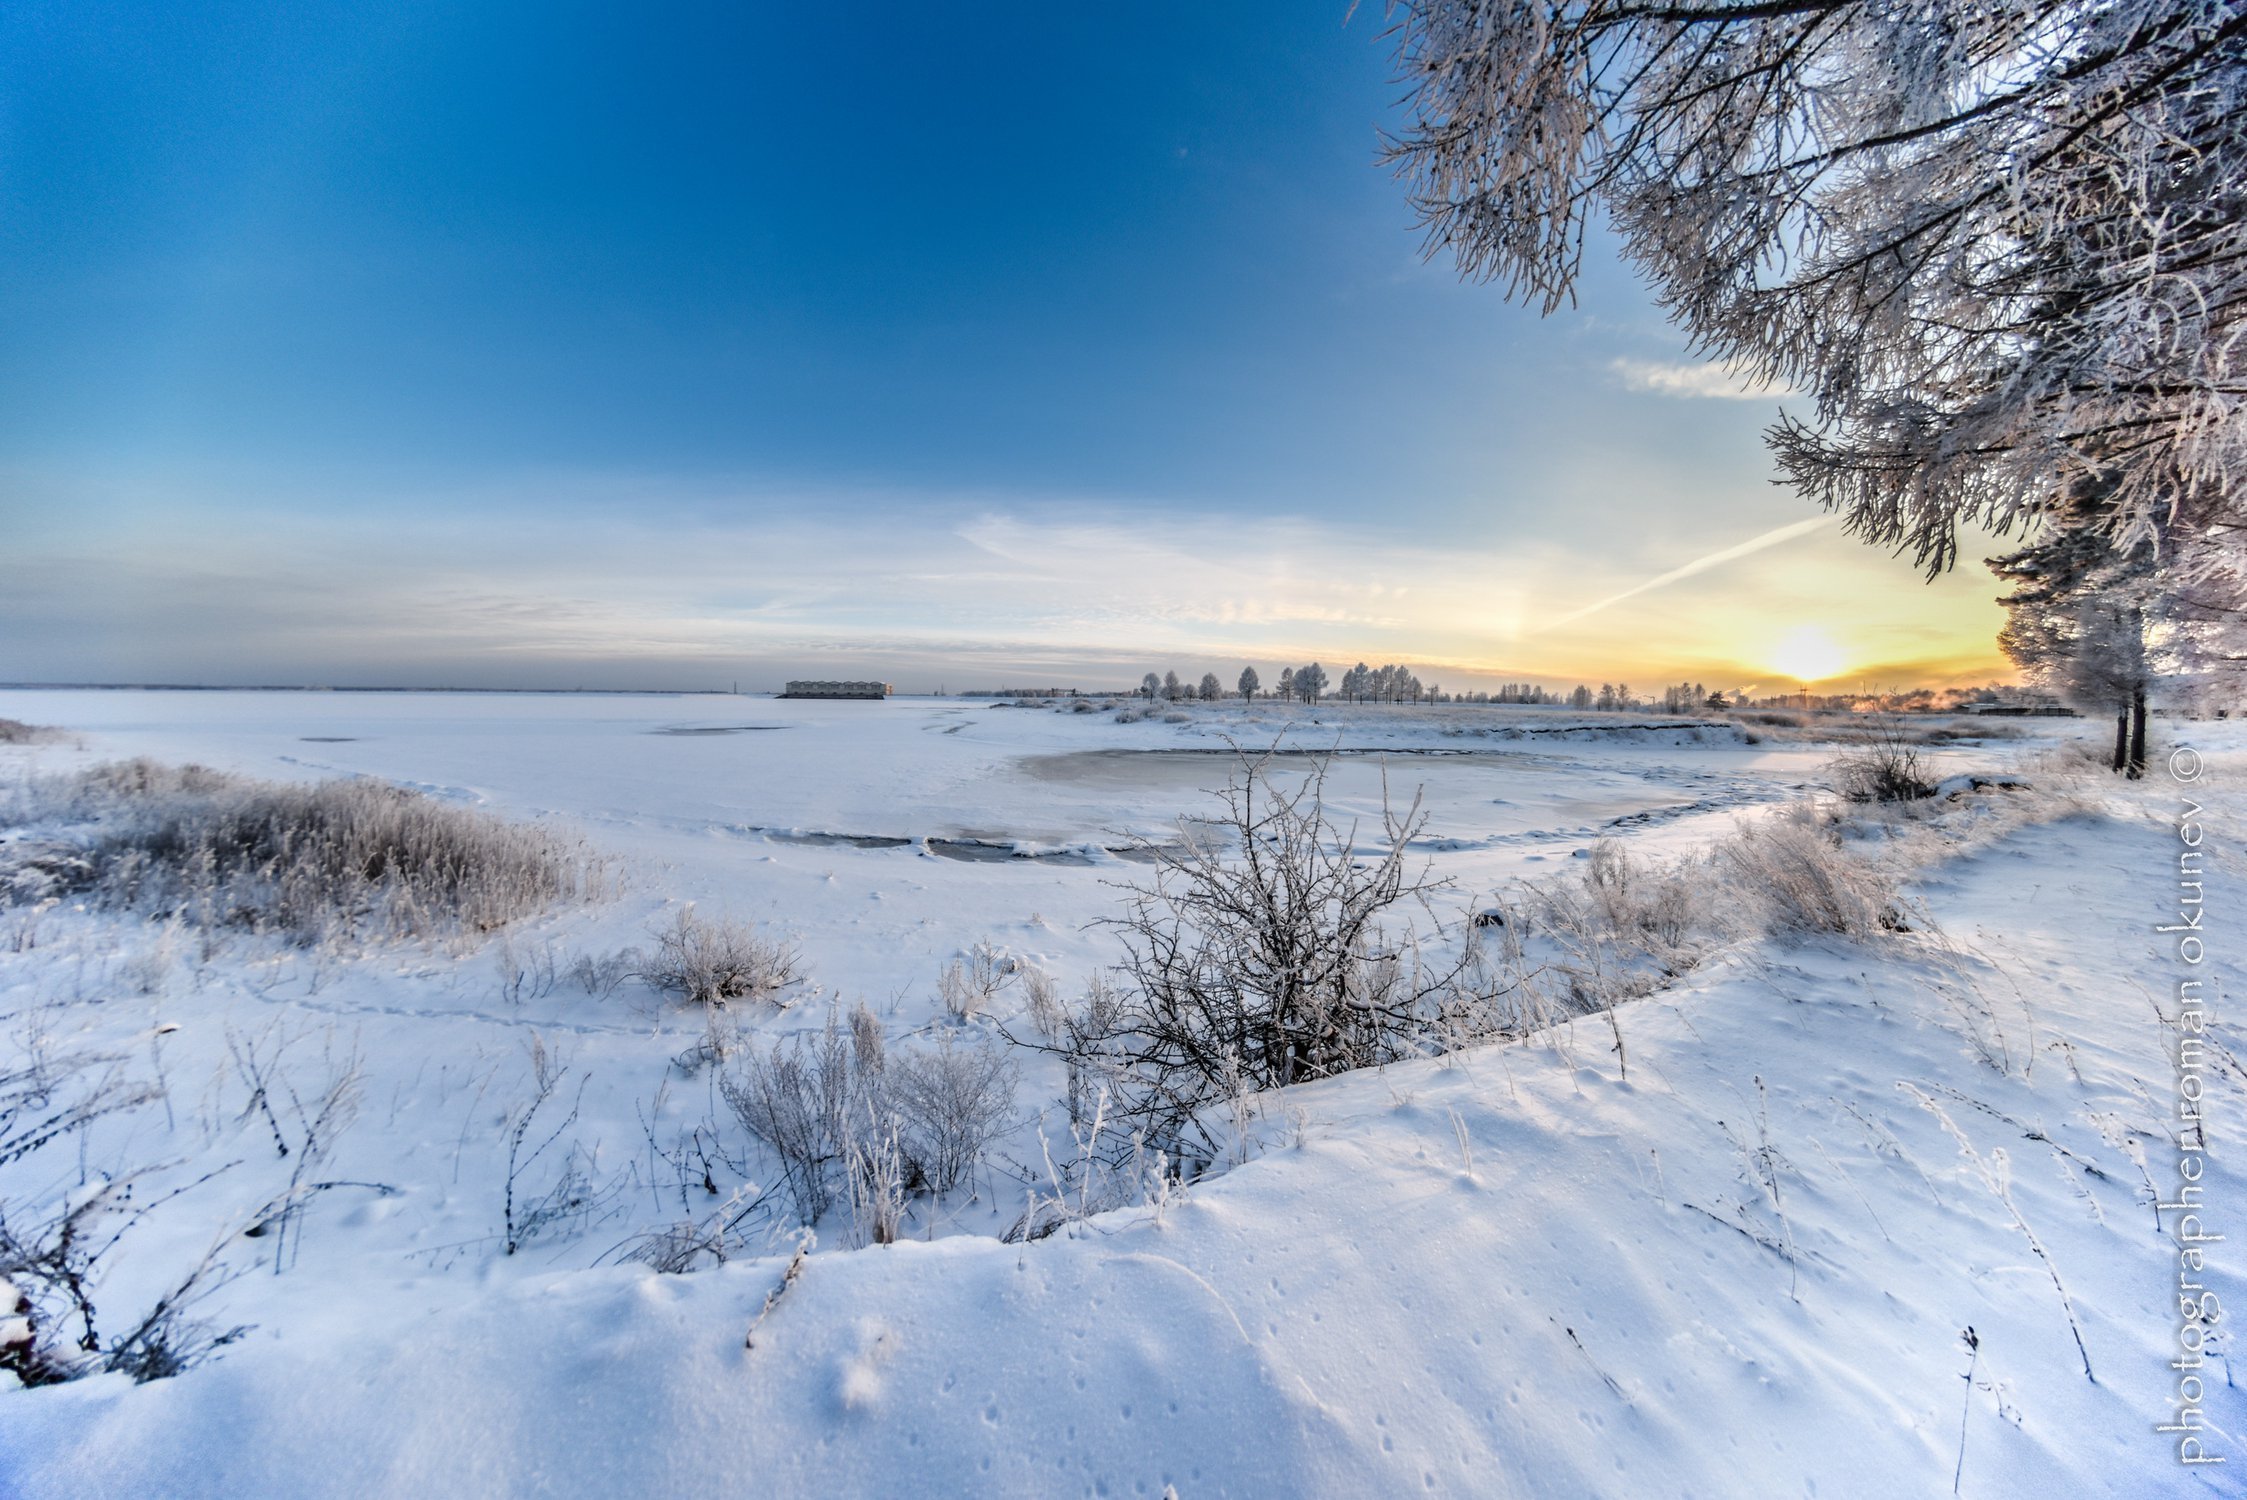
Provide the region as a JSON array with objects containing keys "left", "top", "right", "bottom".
[{"left": 0, "top": 689, "right": 2238, "bottom": 1497}]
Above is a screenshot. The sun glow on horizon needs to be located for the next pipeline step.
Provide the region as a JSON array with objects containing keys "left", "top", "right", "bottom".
[{"left": 1767, "top": 624, "right": 1849, "bottom": 684}]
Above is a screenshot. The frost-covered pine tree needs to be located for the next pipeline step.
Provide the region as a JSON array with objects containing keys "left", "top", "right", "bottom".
[
  {"left": 1297, "top": 663, "right": 1329, "bottom": 704},
  {"left": 1141, "top": 672, "right": 1161, "bottom": 703},
  {"left": 1238, "top": 665, "right": 1261, "bottom": 700},
  {"left": 1277, "top": 666, "right": 1295, "bottom": 702},
  {"left": 1198, "top": 672, "right": 1221, "bottom": 701},
  {"left": 1163, "top": 670, "right": 1182, "bottom": 702},
  {"left": 1384, "top": 0, "right": 2247, "bottom": 581}
]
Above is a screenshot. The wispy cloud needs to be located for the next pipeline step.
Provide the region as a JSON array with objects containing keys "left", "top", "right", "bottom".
[
  {"left": 1536, "top": 517, "right": 1833, "bottom": 632},
  {"left": 0, "top": 472, "right": 2006, "bottom": 690},
  {"left": 1608, "top": 357, "right": 1786, "bottom": 401}
]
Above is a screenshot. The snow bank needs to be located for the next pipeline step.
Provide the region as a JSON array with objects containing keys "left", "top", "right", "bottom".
[{"left": 3, "top": 807, "right": 2233, "bottom": 1497}]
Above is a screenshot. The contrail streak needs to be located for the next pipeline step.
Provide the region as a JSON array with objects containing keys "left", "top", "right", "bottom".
[{"left": 1536, "top": 516, "right": 1833, "bottom": 632}]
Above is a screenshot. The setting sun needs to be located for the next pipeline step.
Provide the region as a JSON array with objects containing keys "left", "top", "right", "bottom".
[{"left": 1767, "top": 624, "right": 1848, "bottom": 683}]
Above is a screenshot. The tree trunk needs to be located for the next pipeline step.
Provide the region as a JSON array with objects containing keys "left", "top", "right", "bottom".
[
  {"left": 2113, "top": 709, "right": 2130, "bottom": 773},
  {"left": 2127, "top": 682, "right": 2148, "bottom": 779}
]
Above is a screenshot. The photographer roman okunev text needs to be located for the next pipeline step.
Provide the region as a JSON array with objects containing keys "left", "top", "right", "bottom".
[{"left": 2161, "top": 745, "right": 2224, "bottom": 1468}]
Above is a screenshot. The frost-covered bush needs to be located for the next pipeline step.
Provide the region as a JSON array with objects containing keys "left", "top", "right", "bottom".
[
  {"left": 721, "top": 1017, "right": 857, "bottom": 1223},
  {"left": 0, "top": 719, "right": 61, "bottom": 745},
  {"left": 643, "top": 907, "right": 799, "bottom": 1007},
  {"left": 885, "top": 1032, "right": 1017, "bottom": 1196},
  {"left": 0, "top": 760, "right": 586, "bottom": 944},
  {"left": 721, "top": 1006, "right": 1015, "bottom": 1227}
]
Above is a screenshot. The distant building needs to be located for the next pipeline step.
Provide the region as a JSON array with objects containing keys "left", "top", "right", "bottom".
[{"left": 781, "top": 680, "right": 891, "bottom": 700}]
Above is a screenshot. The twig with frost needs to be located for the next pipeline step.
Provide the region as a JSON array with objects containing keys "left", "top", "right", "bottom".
[{"left": 744, "top": 1233, "right": 811, "bottom": 1350}]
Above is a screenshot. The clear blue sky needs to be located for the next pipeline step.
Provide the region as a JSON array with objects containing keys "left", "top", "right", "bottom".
[{"left": 0, "top": 2, "right": 2006, "bottom": 690}]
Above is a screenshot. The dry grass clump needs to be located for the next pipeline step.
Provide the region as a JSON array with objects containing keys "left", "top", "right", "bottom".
[
  {"left": 0, "top": 759, "right": 586, "bottom": 944},
  {"left": 642, "top": 906, "right": 799, "bottom": 1006},
  {"left": 1719, "top": 809, "right": 1908, "bottom": 938},
  {"left": 0, "top": 719, "right": 63, "bottom": 745},
  {"left": 1514, "top": 838, "right": 1718, "bottom": 1011}
]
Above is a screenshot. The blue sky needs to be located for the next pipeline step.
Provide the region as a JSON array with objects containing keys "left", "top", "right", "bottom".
[{"left": 0, "top": 2, "right": 2008, "bottom": 691}]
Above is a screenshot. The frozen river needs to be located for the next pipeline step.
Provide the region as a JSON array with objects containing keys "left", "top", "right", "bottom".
[{"left": 0, "top": 687, "right": 2050, "bottom": 1008}]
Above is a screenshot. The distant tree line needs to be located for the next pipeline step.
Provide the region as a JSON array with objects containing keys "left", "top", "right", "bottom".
[{"left": 1128, "top": 667, "right": 1735, "bottom": 714}]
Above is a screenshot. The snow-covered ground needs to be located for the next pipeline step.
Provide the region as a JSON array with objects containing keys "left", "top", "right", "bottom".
[{"left": 0, "top": 689, "right": 2236, "bottom": 1497}]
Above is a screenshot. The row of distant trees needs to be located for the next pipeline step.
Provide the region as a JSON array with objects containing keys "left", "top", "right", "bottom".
[{"left": 1134, "top": 667, "right": 1730, "bottom": 713}]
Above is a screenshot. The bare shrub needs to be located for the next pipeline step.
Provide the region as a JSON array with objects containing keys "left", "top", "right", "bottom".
[
  {"left": 721, "top": 1005, "right": 1014, "bottom": 1229},
  {"left": 1828, "top": 719, "right": 1938, "bottom": 804},
  {"left": 720, "top": 1015, "right": 859, "bottom": 1224},
  {"left": 2, "top": 1186, "right": 244, "bottom": 1386},
  {"left": 569, "top": 946, "right": 640, "bottom": 1000},
  {"left": 612, "top": 1102, "right": 761, "bottom": 1272},
  {"left": 643, "top": 906, "right": 799, "bottom": 1007},
  {"left": 493, "top": 933, "right": 560, "bottom": 1004},
  {"left": 501, "top": 1035, "right": 616, "bottom": 1254},
  {"left": 1720, "top": 811, "right": 1906, "bottom": 938},
  {"left": 1579, "top": 838, "right": 1709, "bottom": 953},
  {"left": 672, "top": 1004, "right": 751, "bottom": 1076},
  {"left": 886, "top": 1032, "right": 1017, "bottom": 1197},
  {"left": 1084, "top": 754, "right": 1478, "bottom": 1161},
  {"left": 1, "top": 1039, "right": 241, "bottom": 1385},
  {"left": 0, "top": 760, "right": 588, "bottom": 945}
]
